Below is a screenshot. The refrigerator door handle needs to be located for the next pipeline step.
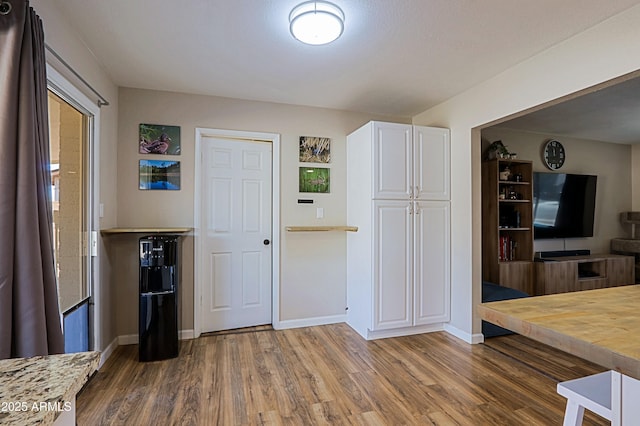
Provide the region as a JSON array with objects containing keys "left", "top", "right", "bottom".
[{"left": 141, "top": 290, "right": 175, "bottom": 296}]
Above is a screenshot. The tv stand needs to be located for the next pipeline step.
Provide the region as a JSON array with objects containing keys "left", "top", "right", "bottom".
[
  {"left": 537, "top": 249, "right": 590, "bottom": 259},
  {"left": 535, "top": 254, "right": 634, "bottom": 295}
]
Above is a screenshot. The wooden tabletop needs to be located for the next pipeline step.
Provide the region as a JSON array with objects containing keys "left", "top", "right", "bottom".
[{"left": 478, "top": 285, "right": 640, "bottom": 380}]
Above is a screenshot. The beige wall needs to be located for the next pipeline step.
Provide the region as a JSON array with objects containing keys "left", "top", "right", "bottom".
[
  {"left": 413, "top": 4, "right": 640, "bottom": 340},
  {"left": 32, "top": 0, "right": 120, "bottom": 352},
  {"left": 115, "top": 87, "right": 408, "bottom": 336},
  {"left": 482, "top": 127, "right": 632, "bottom": 254},
  {"left": 633, "top": 145, "right": 640, "bottom": 210}
]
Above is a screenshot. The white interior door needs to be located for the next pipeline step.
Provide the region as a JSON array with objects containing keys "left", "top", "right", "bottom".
[{"left": 201, "top": 137, "right": 272, "bottom": 332}]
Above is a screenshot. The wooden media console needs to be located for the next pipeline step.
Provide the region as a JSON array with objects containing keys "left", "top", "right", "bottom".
[{"left": 535, "top": 254, "right": 634, "bottom": 295}]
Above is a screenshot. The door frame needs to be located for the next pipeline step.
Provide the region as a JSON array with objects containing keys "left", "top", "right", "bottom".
[
  {"left": 46, "top": 64, "right": 101, "bottom": 351},
  {"left": 194, "top": 128, "right": 280, "bottom": 338}
]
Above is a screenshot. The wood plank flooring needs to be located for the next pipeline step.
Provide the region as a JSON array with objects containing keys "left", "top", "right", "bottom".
[{"left": 77, "top": 324, "right": 608, "bottom": 425}]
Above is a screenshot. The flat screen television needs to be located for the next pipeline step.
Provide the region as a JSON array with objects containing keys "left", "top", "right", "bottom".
[{"left": 532, "top": 172, "right": 597, "bottom": 239}]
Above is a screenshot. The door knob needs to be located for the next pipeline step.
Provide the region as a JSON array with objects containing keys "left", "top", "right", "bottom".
[{"left": 263, "top": 239, "right": 271, "bottom": 245}]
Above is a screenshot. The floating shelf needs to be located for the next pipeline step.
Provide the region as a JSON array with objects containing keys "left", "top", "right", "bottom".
[
  {"left": 285, "top": 226, "right": 358, "bottom": 232},
  {"left": 101, "top": 227, "right": 192, "bottom": 235}
]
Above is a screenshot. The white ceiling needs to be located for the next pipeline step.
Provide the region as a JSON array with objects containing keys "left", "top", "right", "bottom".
[
  {"left": 53, "top": 0, "right": 640, "bottom": 119},
  {"left": 494, "top": 76, "right": 640, "bottom": 144}
]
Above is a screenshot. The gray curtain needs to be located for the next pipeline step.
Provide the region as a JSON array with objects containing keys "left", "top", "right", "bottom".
[{"left": 0, "top": 0, "right": 64, "bottom": 358}]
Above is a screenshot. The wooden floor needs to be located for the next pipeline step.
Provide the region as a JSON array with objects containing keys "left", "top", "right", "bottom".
[{"left": 77, "top": 324, "right": 608, "bottom": 425}]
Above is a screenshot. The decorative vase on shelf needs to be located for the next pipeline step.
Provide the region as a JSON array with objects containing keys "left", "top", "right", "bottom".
[
  {"left": 484, "top": 140, "right": 510, "bottom": 160},
  {"left": 499, "top": 167, "right": 511, "bottom": 181}
]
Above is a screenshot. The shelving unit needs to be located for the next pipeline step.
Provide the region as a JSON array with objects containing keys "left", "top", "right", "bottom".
[{"left": 482, "top": 159, "right": 535, "bottom": 294}]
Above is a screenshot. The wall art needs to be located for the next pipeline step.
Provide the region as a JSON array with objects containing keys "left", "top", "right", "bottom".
[
  {"left": 299, "top": 136, "right": 330, "bottom": 163},
  {"left": 299, "top": 167, "right": 330, "bottom": 193},
  {"left": 139, "top": 159, "right": 181, "bottom": 190},
  {"left": 139, "top": 123, "right": 181, "bottom": 155}
]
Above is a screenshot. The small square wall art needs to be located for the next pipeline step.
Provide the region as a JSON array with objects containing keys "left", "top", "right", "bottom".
[
  {"left": 299, "top": 167, "right": 330, "bottom": 193},
  {"left": 299, "top": 136, "right": 331, "bottom": 163}
]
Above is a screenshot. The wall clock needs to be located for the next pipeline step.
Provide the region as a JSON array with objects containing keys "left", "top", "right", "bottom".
[{"left": 542, "top": 139, "right": 565, "bottom": 170}]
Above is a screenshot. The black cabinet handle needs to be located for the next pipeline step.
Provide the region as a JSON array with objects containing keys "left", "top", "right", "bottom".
[{"left": 263, "top": 239, "right": 270, "bottom": 245}]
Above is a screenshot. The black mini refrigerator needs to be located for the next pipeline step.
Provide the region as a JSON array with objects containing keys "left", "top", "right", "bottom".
[{"left": 139, "top": 235, "right": 180, "bottom": 362}]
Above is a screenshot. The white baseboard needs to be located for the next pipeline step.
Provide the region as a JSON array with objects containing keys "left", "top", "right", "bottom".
[
  {"left": 361, "top": 323, "right": 445, "bottom": 340},
  {"left": 179, "top": 329, "right": 195, "bottom": 340},
  {"left": 472, "top": 333, "right": 485, "bottom": 344},
  {"left": 444, "top": 323, "right": 484, "bottom": 344},
  {"left": 98, "top": 337, "right": 119, "bottom": 368},
  {"left": 118, "top": 334, "right": 138, "bottom": 345},
  {"left": 275, "top": 314, "right": 347, "bottom": 330}
]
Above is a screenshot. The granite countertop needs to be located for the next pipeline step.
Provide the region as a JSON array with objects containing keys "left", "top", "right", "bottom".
[{"left": 0, "top": 351, "right": 100, "bottom": 425}]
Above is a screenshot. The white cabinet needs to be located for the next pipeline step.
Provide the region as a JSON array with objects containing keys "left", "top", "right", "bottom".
[
  {"left": 372, "top": 123, "right": 450, "bottom": 201},
  {"left": 373, "top": 122, "right": 412, "bottom": 199},
  {"left": 414, "top": 200, "right": 451, "bottom": 325},
  {"left": 414, "top": 126, "right": 450, "bottom": 200},
  {"left": 373, "top": 200, "right": 413, "bottom": 330},
  {"left": 347, "top": 121, "right": 451, "bottom": 340}
]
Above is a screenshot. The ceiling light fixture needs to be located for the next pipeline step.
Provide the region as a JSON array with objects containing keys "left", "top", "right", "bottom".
[{"left": 289, "top": 1, "right": 345, "bottom": 45}]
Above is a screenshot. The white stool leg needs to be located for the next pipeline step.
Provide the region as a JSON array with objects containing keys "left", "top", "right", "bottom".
[{"left": 563, "top": 400, "right": 585, "bottom": 426}]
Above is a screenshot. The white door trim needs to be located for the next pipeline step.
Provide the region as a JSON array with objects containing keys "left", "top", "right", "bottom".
[
  {"left": 194, "top": 128, "right": 280, "bottom": 338},
  {"left": 45, "top": 63, "right": 101, "bottom": 352}
]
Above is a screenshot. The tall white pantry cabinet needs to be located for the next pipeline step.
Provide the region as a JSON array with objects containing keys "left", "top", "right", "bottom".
[{"left": 346, "top": 121, "right": 451, "bottom": 340}]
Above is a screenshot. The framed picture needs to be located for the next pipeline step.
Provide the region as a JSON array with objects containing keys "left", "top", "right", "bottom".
[
  {"left": 299, "top": 167, "right": 330, "bottom": 193},
  {"left": 139, "top": 123, "right": 181, "bottom": 155},
  {"left": 139, "top": 160, "right": 181, "bottom": 190},
  {"left": 299, "top": 136, "right": 330, "bottom": 163}
]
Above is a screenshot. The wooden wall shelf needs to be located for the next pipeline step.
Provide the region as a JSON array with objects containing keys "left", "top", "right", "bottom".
[
  {"left": 285, "top": 226, "right": 358, "bottom": 232},
  {"left": 101, "top": 227, "right": 192, "bottom": 235}
]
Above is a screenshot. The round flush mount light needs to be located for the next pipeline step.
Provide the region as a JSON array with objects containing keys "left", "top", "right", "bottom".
[
  {"left": 289, "top": 1, "right": 345, "bottom": 45},
  {"left": 0, "top": 0, "right": 12, "bottom": 15}
]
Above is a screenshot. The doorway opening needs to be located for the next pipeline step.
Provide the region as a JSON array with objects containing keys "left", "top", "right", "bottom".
[
  {"left": 47, "top": 64, "right": 101, "bottom": 353},
  {"left": 48, "top": 90, "right": 91, "bottom": 352}
]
